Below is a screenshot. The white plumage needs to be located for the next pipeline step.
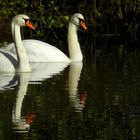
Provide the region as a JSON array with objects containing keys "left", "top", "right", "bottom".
[
  {"left": 0, "top": 14, "right": 35, "bottom": 72},
  {"left": 5, "top": 13, "right": 87, "bottom": 62},
  {"left": 6, "top": 39, "right": 70, "bottom": 62}
]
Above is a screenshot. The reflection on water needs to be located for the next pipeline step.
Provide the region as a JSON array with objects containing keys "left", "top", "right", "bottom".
[
  {"left": 0, "top": 73, "right": 18, "bottom": 91},
  {"left": 68, "top": 62, "right": 87, "bottom": 112},
  {"left": 0, "top": 62, "right": 69, "bottom": 137},
  {"left": 12, "top": 73, "right": 30, "bottom": 133},
  {"left": 0, "top": 43, "right": 140, "bottom": 139},
  {"left": 29, "top": 62, "right": 69, "bottom": 84}
]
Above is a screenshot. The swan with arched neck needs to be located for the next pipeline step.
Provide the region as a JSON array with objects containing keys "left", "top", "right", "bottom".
[
  {"left": 5, "top": 13, "right": 87, "bottom": 62},
  {"left": 0, "top": 14, "right": 35, "bottom": 72}
]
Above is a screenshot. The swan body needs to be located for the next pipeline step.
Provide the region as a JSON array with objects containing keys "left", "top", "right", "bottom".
[
  {"left": 0, "top": 49, "right": 17, "bottom": 72},
  {"left": 5, "top": 13, "right": 87, "bottom": 62},
  {"left": 6, "top": 39, "right": 70, "bottom": 62},
  {"left": 0, "top": 14, "right": 35, "bottom": 72}
]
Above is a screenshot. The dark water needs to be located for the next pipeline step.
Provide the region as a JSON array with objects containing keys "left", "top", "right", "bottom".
[{"left": 0, "top": 37, "right": 140, "bottom": 140}]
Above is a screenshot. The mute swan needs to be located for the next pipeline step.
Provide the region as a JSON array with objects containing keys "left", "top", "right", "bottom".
[
  {"left": 0, "top": 14, "right": 35, "bottom": 72},
  {"left": 5, "top": 13, "right": 87, "bottom": 62}
]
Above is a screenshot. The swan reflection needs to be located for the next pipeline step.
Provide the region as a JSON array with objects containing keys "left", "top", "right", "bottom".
[
  {"left": 0, "top": 62, "right": 69, "bottom": 90},
  {"left": 0, "top": 61, "right": 87, "bottom": 133},
  {"left": 0, "top": 62, "right": 69, "bottom": 133},
  {"left": 68, "top": 62, "right": 87, "bottom": 112},
  {"left": 12, "top": 73, "right": 30, "bottom": 132},
  {"left": 29, "top": 62, "right": 69, "bottom": 83},
  {"left": 0, "top": 73, "right": 18, "bottom": 91}
]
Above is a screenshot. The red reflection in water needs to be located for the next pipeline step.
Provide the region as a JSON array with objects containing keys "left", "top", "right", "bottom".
[
  {"left": 80, "top": 90, "right": 87, "bottom": 105},
  {"left": 26, "top": 112, "right": 35, "bottom": 125}
]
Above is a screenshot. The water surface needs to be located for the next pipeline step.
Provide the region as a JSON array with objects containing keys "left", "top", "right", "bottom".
[{"left": 0, "top": 37, "right": 140, "bottom": 140}]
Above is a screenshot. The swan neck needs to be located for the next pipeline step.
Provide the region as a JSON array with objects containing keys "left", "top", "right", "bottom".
[
  {"left": 13, "top": 23, "right": 31, "bottom": 72},
  {"left": 68, "top": 22, "right": 83, "bottom": 61}
]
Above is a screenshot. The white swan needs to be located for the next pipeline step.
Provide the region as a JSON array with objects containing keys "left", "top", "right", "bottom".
[
  {"left": 5, "top": 13, "right": 87, "bottom": 62},
  {"left": 0, "top": 14, "right": 35, "bottom": 72}
]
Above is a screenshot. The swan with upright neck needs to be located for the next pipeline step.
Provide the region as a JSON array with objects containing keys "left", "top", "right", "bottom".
[
  {"left": 0, "top": 14, "right": 35, "bottom": 72},
  {"left": 5, "top": 13, "right": 87, "bottom": 62}
]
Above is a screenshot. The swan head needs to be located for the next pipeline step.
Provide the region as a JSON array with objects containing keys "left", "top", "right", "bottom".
[
  {"left": 13, "top": 14, "right": 35, "bottom": 30},
  {"left": 70, "top": 13, "right": 87, "bottom": 30}
]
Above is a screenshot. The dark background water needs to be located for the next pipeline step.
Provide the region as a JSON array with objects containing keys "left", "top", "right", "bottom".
[{"left": 0, "top": 36, "right": 140, "bottom": 140}]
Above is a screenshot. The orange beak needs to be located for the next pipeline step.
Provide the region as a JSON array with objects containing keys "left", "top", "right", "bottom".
[
  {"left": 25, "top": 20, "right": 36, "bottom": 30},
  {"left": 80, "top": 20, "right": 87, "bottom": 30}
]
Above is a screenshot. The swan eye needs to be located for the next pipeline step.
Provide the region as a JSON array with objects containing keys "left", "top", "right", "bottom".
[
  {"left": 79, "top": 18, "right": 87, "bottom": 30},
  {"left": 79, "top": 18, "right": 85, "bottom": 22},
  {"left": 79, "top": 18, "right": 85, "bottom": 23},
  {"left": 23, "top": 18, "right": 36, "bottom": 30},
  {"left": 23, "top": 18, "right": 30, "bottom": 23}
]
